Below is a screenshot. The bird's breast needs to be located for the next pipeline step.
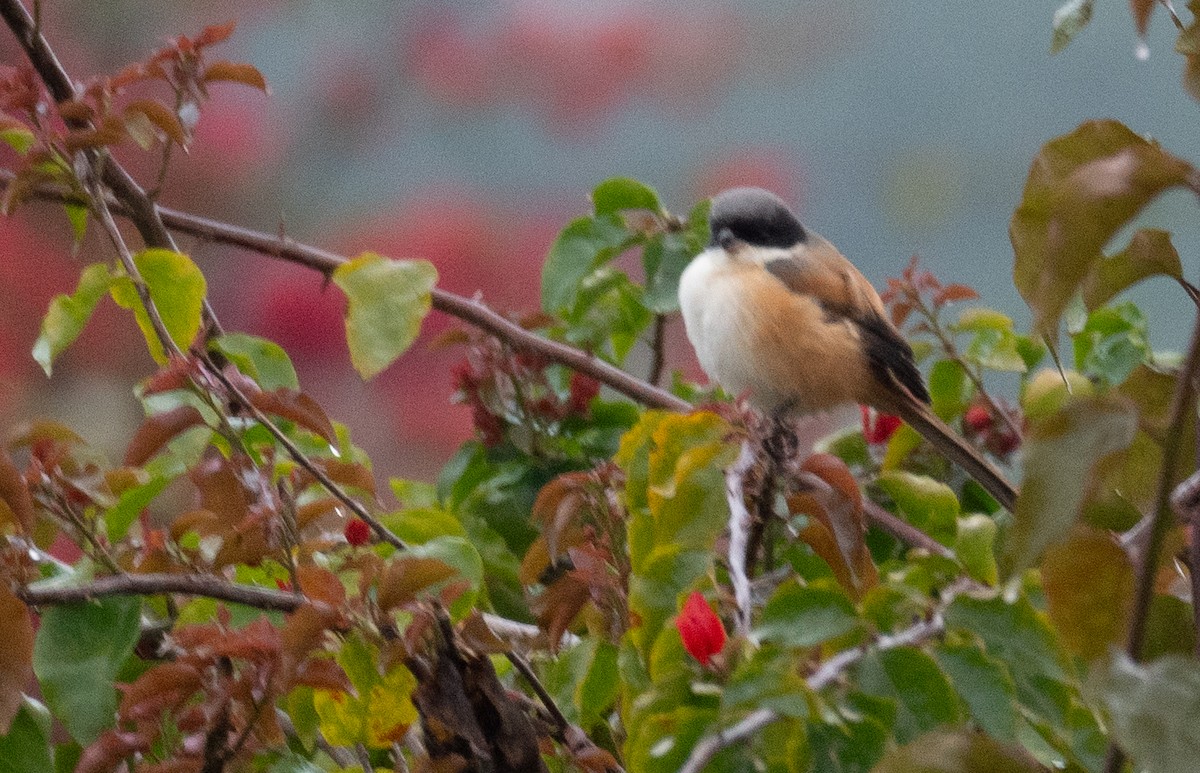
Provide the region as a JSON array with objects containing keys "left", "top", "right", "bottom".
[{"left": 678, "top": 249, "right": 871, "bottom": 413}]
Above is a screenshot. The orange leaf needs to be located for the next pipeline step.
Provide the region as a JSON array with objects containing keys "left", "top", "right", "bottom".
[
  {"left": 125, "top": 405, "right": 207, "bottom": 466},
  {"left": 0, "top": 586, "right": 33, "bottom": 733},
  {"left": 246, "top": 388, "right": 337, "bottom": 445},
  {"left": 194, "top": 22, "right": 237, "bottom": 48},
  {"left": 296, "top": 565, "right": 346, "bottom": 606},
  {"left": 1042, "top": 526, "right": 1134, "bottom": 659},
  {"left": 295, "top": 496, "right": 341, "bottom": 529},
  {"left": 531, "top": 575, "right": 590, "bottom": 652},
  {"left": 8, "top": 419, "right": 84, "bottom": 448},
  {"left": 0, "top": 448, "right": 33, "bottom": 533},
  {"left": 188, "top": 452, "right": 251, "bottom": 523},
  {"left": 123, "top": 99, "right": 187, "bottom": 146},
  {"left": 117, "top": 662, "right": 201, "bottom": 721},
  {"left": 1130, "top": 0, "right": 1155, "bottom": 37},
  {"left": 377, "top": 556, "right": 457, "bottom": 612},
  {"left": 202, "top": 60, "right": 268, "bottom": 92},
  {"left": 293, "top": 657, "right": 351, "bottom": 692},
  {"left": 933, "top": 283, "right": 980, "bottom": 306}
]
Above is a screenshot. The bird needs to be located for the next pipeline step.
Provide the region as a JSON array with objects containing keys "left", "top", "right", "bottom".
[{"left": 677, "top": 187, "right": 1018, "bottom": 511}]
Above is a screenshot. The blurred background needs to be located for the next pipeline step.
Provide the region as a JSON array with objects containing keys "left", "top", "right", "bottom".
[{"left": 1, "top": 0, "right": 1198, "bottom": 480}]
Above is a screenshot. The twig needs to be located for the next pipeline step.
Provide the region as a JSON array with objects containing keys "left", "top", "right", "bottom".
[
  {"left": 201, "top": 356, "right": 408, "bottom": 552},
  {"left": 90, "top": 175, "right": 186, "bottom": 359},
  {"left": 863, "top": 499, "right": 955, "bottom": 560},
  {"left": 1160, "top": 0, "right": 1185, "bottom": 31},
  {"left": 648, "top": 314, "right": 666, "bottom": 386},
  {"left": 18, "top": 572, "right": 313, "bottom": 612},
  {"left": 1103, "top": 312, "right": 1200, "bottom": 773},
  {"left": 506, "top": 651, "right": 569, "bottom": 734},
  {"left": 725, "top": 441, "right": 756, "bottom": 636},
  {"left": 678, "top": 609, "right": 946, "bottom": 773}
]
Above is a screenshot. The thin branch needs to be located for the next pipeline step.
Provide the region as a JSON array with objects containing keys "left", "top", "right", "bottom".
[
  {"left": 1126, "top": 314, "right": 1200, "bottom": 660},
  {"left": 201, "top": 356, "right": 408, "bottom": 552},
  {"left": 18, "top": 572, "right": 311, "bottom": 612},
  {"left": 648, "top": 314, "right": 666, "bottom": 386},
  {"left": 506, "top": 651, "right": 569, "bottom": 734},
  {"left": 1104, "top": 312, "right": 1200, "bottom": 773},
  {"left": 679, "top": 610, "right": 947, "bottom": 773},
  {"left": 725, "top": 441, "right": 756, "bottom": 636},
  {"left": 2, "top": 172, "right": 688, "bottom": 412},
  {"left": 863, "top": 499, "right": 955, "bottom": 560},
  {"left": 90, "top": 174, "right": 186, "bottom": 359}
]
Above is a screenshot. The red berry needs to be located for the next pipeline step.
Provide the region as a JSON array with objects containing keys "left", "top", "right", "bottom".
[
  {"left": 860, "top": 406, "right": 902, "bottom": 445},
  {"left": 963, "top": 405, "right": 992, "bottom": 434},
  {"left": 675, "top": 591, "right": 726, "bottom": 666},
  {"left": 344, "top": 517, "right": 371, "bottom": 546}
]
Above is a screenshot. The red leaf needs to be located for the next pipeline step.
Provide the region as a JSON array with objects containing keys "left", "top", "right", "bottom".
[
  {"left": 117, "top": 662, "right": 201, "bottom": 721},
  {"left": 125, "top": 406, "right": 207, "bottom": 467},
  {"left": 1130, "top": 0, "right": 1155, "bottom": 38},
  {"left": 933, "top": 283, "right": 980, "bottom": 306},
  {"left": 860, "top": 406, "right": 902, "bottom": 445},
  {"left": 76, "top": 730, "right": 150, "bottom": 773},
  {"left": 296, "top": 565, "right": 346, "bottom": 606},
  {"left": 0, "top": 449, "right": 33, "bottom": 533},
  {"left": 293, "top": 657, "right": 351, "bottom": 692},
  {"left": 675, "top": 591, "right": 725, "bottom": 666},
  {"left": 531, "top": 574, "right": 591, "bottom": 652},
  {"left": 202, "top": 60, "right": 268, "bottom": 92},
  {"left": 0, "top": 586, "right": 33, "bottom": 733},
  {"left": 246, "top": 388, "right": 337, "bottom": 445}
]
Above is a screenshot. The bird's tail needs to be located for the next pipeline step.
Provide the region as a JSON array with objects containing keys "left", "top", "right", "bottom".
[{"left": 884, "top": 394, "right": 1018, "bottom": 512}]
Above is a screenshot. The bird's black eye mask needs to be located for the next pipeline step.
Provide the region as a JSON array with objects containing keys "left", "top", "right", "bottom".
[{"left": 709, "top": 210, "right": 806, "bottom": 250}]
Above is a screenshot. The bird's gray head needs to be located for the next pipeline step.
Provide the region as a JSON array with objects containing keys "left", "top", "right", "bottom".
[{"left": 709, "top": 187, "right": 806, "bottom": 251}]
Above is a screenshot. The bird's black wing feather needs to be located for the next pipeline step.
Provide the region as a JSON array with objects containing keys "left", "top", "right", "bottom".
[{"left": 854, "top": 314, "right": 931, "bottom": 405}]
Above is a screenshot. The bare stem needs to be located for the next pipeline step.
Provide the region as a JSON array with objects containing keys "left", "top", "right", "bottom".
[{"left": 648, "top": 314, "right": 666, "bottom": 386}]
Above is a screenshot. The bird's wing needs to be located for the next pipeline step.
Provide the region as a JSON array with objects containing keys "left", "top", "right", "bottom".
[{"left": 763, "top": 238, "right": 930, "bottom": 405}]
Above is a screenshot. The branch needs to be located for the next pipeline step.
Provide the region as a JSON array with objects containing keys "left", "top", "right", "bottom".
[
  {"left": 1104, "top": 312, "right": 1200, "bottom": 773},
  {"left": 202, "top": 357, "right": 408, "bottom": 552},
  {"left": 678, "top": 609, "right": 946, "bottom": 773},
  {"left": 18, "top": 572, "right": 310, "bottom": 612},
  {"left": 725, "top": 441, "right": 756, "bottom": 636},
  {"left": 863, "top": 499, "right": 955, "bottom": 560}
]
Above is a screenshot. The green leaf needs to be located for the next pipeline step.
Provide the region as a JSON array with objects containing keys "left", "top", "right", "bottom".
[
  {"left": 1082, "top": 229, "right": 1183, "bottom": 311},
  {"left": 592, "top": 177, "right": 663, "bottom": 216},
  {"left": 754, "top": 581, "right": 860, "bottom": 649},
  {"left": 954, "top": 513, "right": 998, "bottom": 585},
  {"left": 0, "top": 698, "right": 54, "bottom": 773},
  {"left": 540, "top": 214, "right": 636, "bottom": 313},
  {"left": 1010, "top": 120, "right": 1195, "bottom": 339},
  {"left": 0, "top": 125, "right": 35, "bottom": 155},
  {"left": 1050, "top": 0, "right": 1094, "bottom": 54},
  {"left": 856, "top": 647, "right": 960, "bottom": 743},
  {"left": 110, "top": 249, "right": 207, "bottom": 363},
  {"left": 563, "top": 268, "right": 653, "bottom": 363},
  {"left": 1003, "top": 395, "right": 1137, "bottom": 578},
  {"left": 332, "top": 252, "right": 437, "bottom": 380},
  {"left": 642, "top": 199, "right": 711, "bottom": 314},
  {"left": 927, "top": 359, "right": 970, "bottom": 420},
  {"left": 576, "top": 640, "right": 620, "bottom": 728},
  {"left": 807, "top": 707, "right": 889, "bottom": 773},
  {"left": 725, "top": 646, "right": 811, "bottom": 719},
  {"left": 211, "top": 332, "right": 299, "bottom": 390},
  {"left": 64, "top": 202, "right": 87, "bottom": 245},
  {"left": 942, "top": 595, "right": 1068, "bottom": 707},
  {"left": 876, "top": 471, "right": 959, "bottom": 546},
  {"left": 1098, "top": 654, "right": 1200, "bottom": 773},
  {"left": 873, "top": 728, "right": 1044, "bottom": 773},
  {"left": 1020, "top": 368, "right": 1095, "bottom": 422},
  {"left": 104, "top": 474, "right": 169, "bottom": 542},
  {"left": 33, "top": 596, "right": 141, "bottom": 744},
  {"left": 934, "top": 644, "right": 1019, "bottom": 741},
  {"left": 388, "top": 478, "right": 438, "bottom": 509},
  {"left": 32, "top": 263, "right": 113, "bottom": 377},
  {"left": 380, "top": 506, "right": 466, "bottom": 544},
  {"left": 1142, "top": 595, "right": 1197, "bottom": 659}
]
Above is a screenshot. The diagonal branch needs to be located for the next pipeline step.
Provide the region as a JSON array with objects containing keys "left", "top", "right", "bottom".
[{"left": 678, "top": 606, "right": 947, "bottom": 773}]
